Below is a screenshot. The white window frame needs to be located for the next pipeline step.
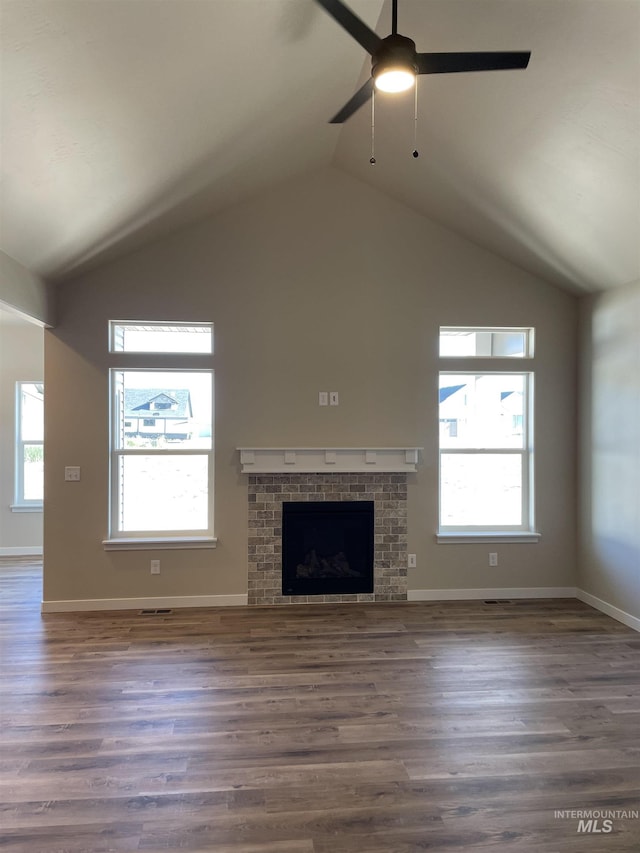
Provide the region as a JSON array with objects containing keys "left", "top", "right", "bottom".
[
  {"left": 103, "top": 322, "right": 216, "bottom": 551},
  {"left": 12, "top": 381, "right": 44, "bottom": 512},
  {"left": 109, "top": 320, "right": 213, "bottom": 354},
  {"left": 439, "top": 326, "right": 535, "bottom": 358},
  {"left": 437, "top": 327, "right": 539, "bottom": 544}
]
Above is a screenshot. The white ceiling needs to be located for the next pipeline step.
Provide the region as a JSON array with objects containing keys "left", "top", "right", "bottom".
[{"left": 1, "top": 0, "right": 638, "bottom": 293}]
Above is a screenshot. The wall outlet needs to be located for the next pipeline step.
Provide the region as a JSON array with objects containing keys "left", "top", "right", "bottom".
[
  {"left": 329, "top": 391, "right": 339, "bottom": 406},
  {"left": 319, "top": 391, "right": 328, "bottom": 406},
  {"left": 408, "top": 553, "right": 417, "bottom": 568},
  {"left": 489, "top": 552, "right": 498, "bottom": 567},
  {"left": 150, "top": 560, "right": 160, "bottom": 574},
  {"left": 64, "top": 466, "right": 81, "bottom": 481}
]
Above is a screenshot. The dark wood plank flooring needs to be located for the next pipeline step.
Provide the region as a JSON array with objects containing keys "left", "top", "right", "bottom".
[{"left": 1, "top": 561, "right": 639, "bottom": 852}]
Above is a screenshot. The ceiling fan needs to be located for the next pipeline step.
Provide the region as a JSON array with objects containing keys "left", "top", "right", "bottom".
[{"left": 316, "top": 0, "right": 531, "bottom": 123}]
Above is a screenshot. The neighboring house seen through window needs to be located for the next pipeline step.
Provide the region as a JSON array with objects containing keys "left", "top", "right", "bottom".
[
  {"left": 105, "top": 322, "right": 215, "bottom": 548},
  {"left": 438, "top": 327, "right": 538, "bottom": 542}
]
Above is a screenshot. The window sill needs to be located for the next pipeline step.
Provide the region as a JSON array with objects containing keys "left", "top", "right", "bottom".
[
  {"left": 436, "top": 532, "right": 541, "bottom": 544},
  {"left": 102, "top": 536, "right": 218, "bottom": 551},
  {"left": 10, "top": 504, "right": 43, "bottom": 513}
]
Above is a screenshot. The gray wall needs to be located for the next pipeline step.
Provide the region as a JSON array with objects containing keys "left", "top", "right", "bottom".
[
  {"left": 44, "top": 167, "right": 578, "bottom": 604},
  {"left": 578, "top": 282, "right": 640, "bottom": 620}
]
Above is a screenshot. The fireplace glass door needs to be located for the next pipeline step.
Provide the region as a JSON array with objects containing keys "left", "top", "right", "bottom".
[{"left": 281, "top": 501, "right": 374, "bottom": 596}]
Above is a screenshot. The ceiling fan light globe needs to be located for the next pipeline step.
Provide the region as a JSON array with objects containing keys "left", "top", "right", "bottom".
[{"left": 374, "top": 68, "right": 415, "bottom": 93}]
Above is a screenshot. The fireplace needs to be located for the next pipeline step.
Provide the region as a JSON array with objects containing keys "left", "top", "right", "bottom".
[
  {"left": 282, "top": 501, "right": 374, "bottom": 596},
  {"left": 246, "top": 472, "right": 410, "bottom": 605}
]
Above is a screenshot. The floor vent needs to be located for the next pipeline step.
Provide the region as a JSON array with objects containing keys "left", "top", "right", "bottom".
[
  {"left": 139, "top": 608, "right": 173, "bottom": 615},
  {"left": 483, "top": 599, "right": 514, "bottom": 605}
]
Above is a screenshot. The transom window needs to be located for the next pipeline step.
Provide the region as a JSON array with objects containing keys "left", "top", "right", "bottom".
[
  {"left": 110, "top": 321, "right": 213, "bottom": 354},
  {"left": 440, "top": 326, "right": 534, "bottom": 358}
]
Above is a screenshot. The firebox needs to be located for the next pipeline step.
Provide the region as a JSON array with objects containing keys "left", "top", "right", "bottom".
[{"left": 281, "top": 501, "right": 374, "bottom": 596}]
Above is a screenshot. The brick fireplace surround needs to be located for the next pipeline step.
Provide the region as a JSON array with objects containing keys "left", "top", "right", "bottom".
[{"left": 247, "top": 473, "right": 408, "bottom": 605}]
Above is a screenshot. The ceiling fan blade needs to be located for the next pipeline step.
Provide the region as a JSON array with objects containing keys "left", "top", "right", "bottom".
[
  {"left": 330, "top": 78, "right": 374, "bottom": 123},
  {"left": 315, "top": 0, "right": 382, "bottom": 55},
  {"left": 416, "top": 51, "right": 531, "bottom": 75}
]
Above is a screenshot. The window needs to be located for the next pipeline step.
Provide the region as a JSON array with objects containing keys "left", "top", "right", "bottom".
[
  {"left": 440, "top": 326, "right": 534, "bottom": 358},
  {"left": 105, "top": 322, "right": 215, "bottom": 549},
  {"left": 110, "top": 321, "right": 212, "bottom": 354},
  {"left": 438, "top": 327, "right": 538, "bottom": 542},
  {"left": 14, "top": 382, "right": 44, "bottom": 510}
]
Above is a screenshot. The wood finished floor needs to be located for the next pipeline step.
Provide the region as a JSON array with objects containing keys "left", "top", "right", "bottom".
[{"left": 0, "top": 562, "right": 639, "bottom": 852}]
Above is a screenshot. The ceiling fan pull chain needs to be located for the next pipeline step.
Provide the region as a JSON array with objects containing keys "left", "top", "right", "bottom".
[
  {"left": 370, "top": 88, "right": 376, "bottom": 164},
  {"left": 412, "top": 78, "right": 419, "bottom": 158}
]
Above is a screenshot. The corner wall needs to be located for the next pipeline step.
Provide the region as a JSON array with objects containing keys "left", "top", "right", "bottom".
[
  {"left": 0, "top": 251, "right": 55, "bottom": 327},
  {"left": 578, "top": 282, "right": 640, "bottom": 625},
  {"left": 44, "top": 167, "right": 578, "bottom": 606}
]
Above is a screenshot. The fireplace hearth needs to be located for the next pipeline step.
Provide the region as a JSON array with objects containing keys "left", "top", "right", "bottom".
[{"left": 282, "top": 501, "right": 374, "bottom": 596}]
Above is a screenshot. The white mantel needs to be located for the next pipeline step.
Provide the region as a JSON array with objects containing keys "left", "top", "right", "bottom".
[{"left": 238, "top": 447, "right": 422, "bottom": 474}]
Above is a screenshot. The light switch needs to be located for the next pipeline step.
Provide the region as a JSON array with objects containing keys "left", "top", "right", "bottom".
[
  {"left": 65, "top": 466, "right": 81, "bottom": 482},
  {"left": 319, "top": 391, "right": 328, "bottom": 406},
  {"left": 329, "top": 391, "right": 339, "bottom": 406}
]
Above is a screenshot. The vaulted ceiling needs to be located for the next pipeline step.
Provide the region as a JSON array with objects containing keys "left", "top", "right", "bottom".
[{"left": 1, "top": 0, "right": 638, "bottom": 293}]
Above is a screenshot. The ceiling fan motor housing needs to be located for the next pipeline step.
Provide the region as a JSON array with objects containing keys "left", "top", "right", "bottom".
[{"left": 372, "top": 33, "right": 418, "bottom": 80}]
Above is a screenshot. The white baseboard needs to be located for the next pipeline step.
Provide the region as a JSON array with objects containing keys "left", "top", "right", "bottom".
[
  {"left": 35, "top": 588, "right": 640, "bottom": 630},
  {"left": 0, "top": 546, "right": 43, "bottom": 557},
  {"left": 41, "top": 593, "right": 248, "bottom": 613},
  {"left": 576, "top": 588, "right": 640, "bottom": 632},
  {"left": 408, "top": 587, "right": 577, "bottom": 601}
]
